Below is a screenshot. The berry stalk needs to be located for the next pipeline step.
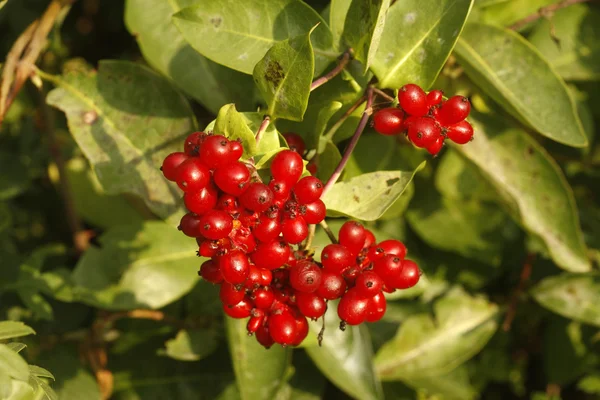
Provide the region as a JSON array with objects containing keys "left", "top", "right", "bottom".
[
  {"left": 255, "top": 115, "right": 271, "bottom": 146},
  {"left": 310, "top": 49, "right": 353, "bottom": 92}
]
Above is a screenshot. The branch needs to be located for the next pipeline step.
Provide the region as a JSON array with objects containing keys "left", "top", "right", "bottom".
[
  {"left": 372, "top": 87, "right": 395, "bottom": 102},
  {"left": 255, "top": 115, "right": 270, "bottom": 146},
  {"left": 319, "top": 220, "right": 338, "bottom": 244},
  {"left": 509, "top": 0, "right": 594, "bottom": 31},
  {"left": 310, "top": 49, "right": 353, "bottom": 92},
  {"left": 502, "top": 254, "right": 535, "bottom": 332}
]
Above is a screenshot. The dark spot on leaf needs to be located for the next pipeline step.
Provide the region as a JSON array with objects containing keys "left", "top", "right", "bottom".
[
  {"left": 210, "top": 16, "right": 222, "bottom": 28},
  {"left": 386, "top": 178, "right": 400, "bottom": 187},
  {"left": 526, "top": 146, "right": 534, "bottom": 156},
  {"left": 384, "top": 189, "right": 391, "bottom": 195},
  {"left": 353, "top": 195, "right": 360, "bottom": 202},
  {"left": 264, "top": 61, "right": 285, "bottom": 88}
]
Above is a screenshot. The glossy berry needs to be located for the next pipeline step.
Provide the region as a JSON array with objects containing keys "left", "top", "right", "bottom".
[
  {"left": 426, "top": 90, "right": 443, "bottom": 107},
  {"left": 321, "top": 244, "right": 353, "bottom": 273},
  {"left": 373, "top": 255, "right": 404, "bottom": 289},
  {"left": 283, "top": 132, "right": 306, "bottom": 155},
  {"left": 251, "top": 240, "right": 291, "bottom": 270},
  {"left": 316, "top": 270, "right": 347, "bottom": 300},
  {"left": 338, "top": 221, "right": 366, "bottom": 255},
  {"left": 259, "top": 269, "right": 273, "bottom": 286},
  {"left": 247, "top": 313, "right": 264, "bottom": 334},
  {"left": 295, "top": 291, "right": 326, "bottom": 319},
  {"left": 281, "top": 217, "right": 308, "bottom": 244},
  {"left": 363, "top": 229, "right": 376, "bottom": 248},
  {"left": 355, "top": 271, "right": 384, "bottom": 299},
  {"left": 302, "top": 200, "right": 326, "bottom": 224},
  {"left": 175, "top": 158, "right": 210, "bottom": 192},
  {"left": 269, "top": 311, "right": 297, "bottom": 345},
  {"left": 199, "top": 259, "right": 222, "bottom": 284},
  {"left": 289, "top": 261, "right": 322, "bottom": 293},
  {"left": 216, "top": 194, "right": 240, "bottom": 215},
  {"left": 366, "top": 292, "right": 387, "bottom": 323},
  {"left": 183, "top": 131, "right": 206, "bottom": 155},
  {"left": 253, "top": 215, "right": 281, "bottom": 242},
  {"left": 219, "top": 283, "right": 245, "bottom": 306},
  {"left": 199, "top": 135, "right": 236, "bottom": 169},
  {"left": 229, "top": 140, "right": 243, "bottom": 160},
  {"left": 437, "top": 96, "right": 471, "bottom": 126},
  {"left": 372, "top": 107, "right": 404, "bottom": 136},
  {"left": 179, "top": 213, "right": 202, "bottom": 237},
  {"left": 161, "top": 152, "right": 188, "bottom": 181},
  {"left": 199, "top": 210, "right": 233, "bottom": 240},
  {"left": 426, "top": 135, "right": 445, "bottom": 156},
  {"left": 220, "top": 250, "right": 250, "bottom": 285},
  {"left": 240, "top": 183, "right": 274, "bottom": 213},
  {"left": 407, "top": 117, "right": 440, "bottom": 149},
  {"left": 398, "top": 84, "right": 429, "bottom": 117},
  {"left": 223, "top": 297, "right": 252, "bottom": 318},
  {"left": 291, "top": 312, "right": 309, "bottom": 346},
  {"left": 446, "top": 120, "right": 474, "bottom": 144},
  {"left": 269, "top": 179, "right": 292, "bottom": 202},
  {"left": 253, "top": 288, "right": 275, "bottom": 310},
  {"left": 256, "top": 324, "right": 275, "bottom": 348},
  {"left": 213, "top": 162, "right": 250, "bottom": 196},
  {"left": 270, "top": 150, "right": 303, "bottom": 185},
  {"left": 337, "top": 289, "right": 369, "bottom": 325},
  {"left": 394, "top": 259, "right": 420, "bottom": 289},
  {"left": 293, "top": 176, "right": 324, "bottom": 205},
  {"left": 183, "top": 184, "right": 218, "bottom": 215},
  {"left": 198, "top": 239, "right": 219, "bottom": 258},
  {"left": 376, "top": 239, "right": 407, "bottom": 259}
]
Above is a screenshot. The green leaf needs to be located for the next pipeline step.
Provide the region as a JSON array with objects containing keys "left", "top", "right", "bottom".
[
  {"left": 0, "top": 321, "right": 35, "bottom": 341},
  {"left": 305, "top": 302, "right": 383, "bottom": 400},
  {"left": 0, "top": 370, "right": 11, "bottom": 399},
  {"left": 30, "top": 376, "right": 58, "bottom": 400},
  {"left": 161, "top": 330, "right": 218, "bottom": 362},
  {"left": 578, "top": 372, "right": 600, "bottom": 395},
  {"left": 329, "top": 0, "right": 352, "bottom": 50},
  {"left": 29, "top": 366, "right": 54, "bottom": 381},
  {"left": 401, "top": 366, "right": 478, "bottom": 400},
  {"left": 531, "top": 273, "right": 600, "bottom": 327},
  {"left": 0, "top": 344, "right": 29, "bottom": 381},
  {"left": 0, "top": 152, "right": 29, "bottom": 200},
  {"left": 478, "top": 0, "right": 559, "bottom": 27},
  {"left": 342, "top": 0, "right": 391, "bottom": 71},
  {"left": 454, "top": 23, "right": 587, "bottom": 147},
  {"left": 224, "top": 317, "right": 292, "bottom": 400},
  {"left": 253, "top": 30, "right": 315, "bottom": 121},
  {"left": 375, "top": 288, "right": 498, "bottom": 380},
  {"left": 0, "top": 202, "right": 9, "bottom": 233},
  {"left": 454, "top": 112, "right": 590, "bottom": 272},
  {"left": 371, "top": 0, "right": 474, "bottom": 89},
  {"left": 214, "top": 104, "right": 258, "bottom": 158},
  {"left": 7, "top": 343, "right": 26, "bottom": 354},
  {"left": 528, "top": 4, "right": 600, "bottom": 81},
  {"left": 46, "top": 60, "right": 194, "bottom": 225},
  {"left": 316, "top": 140, "right": 342, "bottom": 184},
  {"left": 124, "top": 0, "right": 258, "bottom": 114},
  {"left": 322, "top": 162, "right": 425, "bottom": 221},
  {"left": 172, "top": 0, "right": 336, "bottom": 75}
]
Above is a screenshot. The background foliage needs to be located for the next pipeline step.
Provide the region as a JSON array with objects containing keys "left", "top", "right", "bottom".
[{"left": 1, "top": 0, "right": 599, "bottom": 399}]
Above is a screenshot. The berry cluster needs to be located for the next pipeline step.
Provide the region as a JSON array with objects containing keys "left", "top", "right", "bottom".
[{"left": 372, "top": 83, "right": 474, "bottom": 156}]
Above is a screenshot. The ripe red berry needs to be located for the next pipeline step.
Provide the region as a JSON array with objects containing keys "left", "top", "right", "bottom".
[
  {"left": 376, "top": 239, "right": 407, "bottom": 259},
  {"left": 247, "top": 312, "right": 264, "bottom": 334},
  {"left": 337, "top": 289, "right": 369, "bottom": 325},
  {"left": 307, "top": 161, "right": 317, "bottom": 176},
  {"left": 183, "top": 131, "right": 206, "bottom": 155},
  {"left": 426, "top": 90, "right": 443, "bottom": 107},
  {"left": 437, "top": 96, "right": 471, "bottom": 126},
  {"left": 293, "top": 176, "right": 324, "bottom": 205},
  {"left": 198, "top": 239, "right": 219, "bottom": 258},
  {"left": 178, "top": 213, "right": 202, "bottom": 237},
  {"left": 213, "top": 162, "right": 250, "bottom": 196},
  {"left": 426, "top": 135, "right": 444, "bottom": 156},
  {"left": 251, "top": 240, "right": 291, "bottom": 270},
  {"left": 302, "top": 200, "right": 326, "bottom": 224},
  {"left": 269, "top": 311, "right": 297, "bottom": 345},
  {"left": 283, "top": 132, "right": 306, "bottom": 155},
  {"left": 295, "top": 291, "right": 326, "bottom": 319},
  {"left": 259, "top": 269, "right": 273, "bottom": 286},
  {"left": 281, "top": 216, "right": 308, "bottom": 244},
  {"left": 216, "top": 194, "right": 240, "bottom": 215},
  {"left": 199, "top": 135, "right": 236, "bottom": 169},
  {"left": 289, "top": 261, "right": 322, "bottom": 293},
  {"left": 239, "top": 183, "right": 274, "bottom": 213},
  {"left": 252, "top": 215, "right": 281, "bottom": 242},
  {"left": 407, "top": 117, "right": 440, "bottom": 149},
  {"left": 256, "top": 324, "right": 275, "bottom": 348},
  {"left": 316, "top": 270, "right": 347, "bottom": 300},
  {"left": 269, "top": 179, "right": 292, "bottom": 202},
  {"left": 321, "top": 244, "right": 353, "bottom": 273},
  {"left": 372, "top": 107, "right": 404, "bottom": 136},
  {"left": 338, "top": 221, "right": 366, "bottom": 255},
  {"left": 229, "top": 140, "right": 243, "bottom": 160},
  {"left": 354, "top": 271, "right": 384, "bottom": 299},
  {"left": 363, "top": 229, "right": 376, "bottom": 248},
  {"left": 199, "top": 210, "right": 233, "bottom": 240},
  {"left": 366, "top": 292, "right": 387, "bottom": 323},
  {"left": 270, "top": 150, "right": 303, "bottom": 185},
  {"left": 183, "top": 184, "right": 218, "bottom": 215},
  {"left": 223, "top": 297, "right": 252, "bottom": 318},
  {"left": 199, "top": 259, "right": 223, "bottom": 284},
  {"left": 253, "top": 288, "right": 275, "bottom": 309},
  {"left": 394, "top": 259, "right": 420, "bottom": 289},
  {"left": 220, "top": 250, "right": 250, "bottom": 285},
  {"left": 446, "top": 120, "right": 474, "bottom": 144},
  {"left": 291, "top": 312, "right": 309, "bottom": 346},
  {"left": 373, "top": 254, "right": 404, "bottom": 289},
  {"left": 398, "top": 84, "right": 429, "bottom": 117},
  {"left": 244, "top": 264, "right": 263, "bottom": 290},
  {"left": 161, "top": 152, "right": 188, "bottom": 181},
  {"left": 219, "top": 283, "right": 245, "bottom": 306}
]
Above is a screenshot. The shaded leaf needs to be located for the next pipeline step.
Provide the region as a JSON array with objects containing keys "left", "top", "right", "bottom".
[
  {"left": 478, "top": 0, "right": 561, "bottom": 27},
  {"left": 403, "top": 366, "right": 477, "bottom": 400},
  {"left": 6, "top": 343, "right": 26, "bottom": 354},
  {"left": 371, "top": 0, "right": 474, "bottom": 89},
  {"left": 578, "top": 372, "right": 600, "bottom": 395},
  {"left": 28, "top": 366, "right": 54, "bottom": 380},
  {"left": 316, "top": 140, "right": 342, "bottom": 184},
  {"left": 454, "top": 23, "right": 587, "bottom": 147},
  {"left": 0, "top": 321, "right": 35, "bottom": 341},
  {"left": 161, "top": 329, "right": 218, "bottom": 362},
  {"left": 0, "top": 344, "right": 29, "bottom": 381},
  {"left": 329, "top": 0, "right": 352, "bottom": 50},
  {"left": 0, "top": 152, "right": 29, "bottom": 201},
  {"left": 30, "top": 376, "right": 58, "bottom": 400}
]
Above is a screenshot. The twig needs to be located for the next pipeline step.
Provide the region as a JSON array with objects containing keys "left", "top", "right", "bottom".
[
  {"left": 255, "top": 115, "right": 270, "bottom": 146},
  {"left": 323, "top": 95, "right": 366, "bottom": 141},
  {"left": 509, "top": 0, "right": 593, "bottom": 31},
  {"left": 372, "top": 87, "right": 395, "bottom": 102},
  {"left": 302, "top": 224, "right": 317, "bottom": 251},
  {"left": 502, "top": 254, "right": 535, "bottom": 332},
  {"left": 310, "top": 49, "right": 353, "bottom": 92},
  {"left": 319, "top": 220, "right": 338, "bottom": 244},
  {"left": 321, "top": 87, "right": 374, "bottom": 196}
]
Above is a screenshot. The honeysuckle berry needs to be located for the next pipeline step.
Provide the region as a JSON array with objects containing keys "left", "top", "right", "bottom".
[
  {"left": 268, "top": 311, "right": 297, "bottom": 345},
  {"left": 271, "top": 149, "right": 303, "bottom": 185},
  {"left": 372, "top": 107, "right": 404, "bottom": 136},
  {"left": 398, "top": 84, "right": 429, "bottom": 117},
  {"left": 426, "top": 90, "right": 443, "bottom": 107},
  {"left": 337, "top": 288, "right": 369, "bottom": 325},
  {"left": 295, "top": 291, "right": 326, "bottom": 319},
  {"left": 437, "top": 95, "right": 471, "bottom": 126},
  {"left": 407, "top": 117, "right": 441, "bottom": 149},
  {"left": 161, "top": 152, "right": 188, "bottom": 181},
  {"left": 213, "top": 161, "right": 250, "bottom": 196},
  {"left": 283, "top": 132, "right": 306, "bottom": 155},
  {"left": 366, "top": 292, "right": 387, "bottom": 323},
  {"left": 289, "top": 261, "right": 322, "bottom": 293},
  {"left": 446, "top": 120, "right": 474, "bottom": 144}
]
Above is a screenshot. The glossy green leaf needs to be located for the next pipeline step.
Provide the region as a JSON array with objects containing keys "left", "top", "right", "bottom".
[
  {"left": 478, "top": 0, "right": 558, "bottom": 27},
  {"left": 403, "top": 366, "right": 478, "bottom": 400},
  {"left": 161, "top": 329, "right": 218, "bottom": 362},
  {"left": 454, "top": 112, "right": 590, "bottom": 272},
  {"left": 124, "top": 0, "right": 257, "bottom": 114},
  {"left": 342, "top": 0, "right": 391, "bottom": 71},
  {"left": 454, "top": 23, "right": 587, "bottom": 147},
  {"left": 305, "top": 302, "right": 383, "bottom": 400},
  {"left": 172, "top": 0, "right": 336, "bottom": 75},
  {"left": 528, "top": 4, "right": 600, "bottom": 81},
  {"left": 322, "top": 162, "right": 425, "bottom": 221},
  {"left": 371, "top": 0, "right": 474, "bottom": 89},
  {"left": 0, "top": 321, "right": 35, "bottom": 341},
  {"left": 0, "top": 152, "right": 29, "bottom": 201},
  {"left": 0, "top": 344, "right": 29, "bottom": 381},
  {"left": 253, "top": 30, "right": 315, "bottom": 121},
  {"left": 46, "top": 60, "right": 193, "bottom": 225},
  {"left": 329, "top": 0, "right": 352, "bottom": 50},
  {"left": 531, "top": 273, "right": 600, "bottom": 327},
  {"left": 316, "top": 140, "right": 342, "bottom": 184},
  {"left": 214, "top": 104, "right": 258, "bottom": 158},
  {"left": 225, "top": 317, "right": 292, "bottom": 400},
  {"left": 375, "top": 287, "right": 499, "bottom": 380}
]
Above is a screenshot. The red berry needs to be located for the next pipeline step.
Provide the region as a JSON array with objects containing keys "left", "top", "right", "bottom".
[
  {"left": 256, "top": 324, "right": 275, "bottom": 348},
  {"left": 372, "top": 107, "right": 404, "bottom": 136},
  {"left": 354, "top": 271, "right": 384, "bottom": 298},
  {"left": 373, "top": 255, "right": 404, "bottom": 289},
  {"left": 270, "top": 150, "right": 303, "bottom": 185},
  {"left": 244, "top": 264, "right": 263, "bottom": 289},
  {"left": 307, "top": 161, "right": 318, "bottom": 176},
  {"left": 366, "top": 292, "right": 386, "bottom": 323},
  {"left": 321, "top": 244, "right": 353, "bottom": 273},
  {"left": 316, "top": 270, "right": 347, "bottom": 300},
  {"left": 337, "top": 289, "right": 369, "bottom": 325},
  {"left": 199, "top": 259, "right": 222, "bottom": 284},
  {"left": 376, "top": 239, "right": 407, "bottom": 259},
  {"left": 161, "top": 152, "right": 188, "bottom": 181},
  {"left": 247, "top": 312, "right": 265, "bottom": 334},
  {"left": 183, "top": 184, "right": 218, "bottom": 215},
  {"left": 183, "top": 132, "right": 206, "bottom": 155},
  {"left": 293, "top": 176, "right": 324, "bottom": 204},
  {"left": 398, "top": 84, "right": 428, "bottom": 117},
  {"left": 395, "top": 259, "right": 420, "bottom": 289},
  {"left": 213, "top": 162, "right": 250, "bottom": 196},
  {"left": 302, "top": 200, "right": 326, "bottom": 224},
  {"left": 281, "top": 217, "right": 308, "bottom": 244},
  {"left": 239, "top": 183, "right": 274, "bottom": 213},
  {"left": 269, "top": 179, "right": 292, "bottom": 202},
  {"left": 295, "top": 291, "right": 326, "bottom": 319},
  {"left": 216, "top": 194, "right": 240, "bottom": 215},
  {"left": 446, "top": 120, "right": 474, "bottom": 144},
  {"left": 426, "top": 135, "right": 445, "bottom": 156},
  {"left": 426, "top": 90, "right": 443, "bottom": 107},
  {"left": 219, "top": 250, "right": 250, "bottom": 284},
  {"left": 283, "top": 132, "right": 306, "bottom": 155},
  {"left": 198, "top": 239, "right": 219, "bottom": 258},
  {"left": 253, "top": 288, "right": 275, "bottom": 309},
  {"left": 178, "top": 213, "right": 202, "bottom": 237},
  {"left": 198, "top": 135, "right": 236, "bottom": 169},
  {"left": 223, "top": 297, "right": 252, "bottom": 318},
  {"left": 291, "top": 312, "right": 309, "bottom": 346},
  {"left": 199, "top": 210, "right": 233, "bottom": 240},
  {"left": 407, "top": 117, "right": 440, "bottom": 149},
  {"left": 289, "top": 261, "right": 322, "bottom": 293},
  {"left": 259, "top": 269, "right": 272, "bottom": 286},
  {"left": 338, "top": 221, "right": 366, "bottom": 255},
  {"left": 219, "top": 283, "right": 245, "bottom": 306},
  {"left": 229, "top": 140, "right": 243, "bottom": 160},
  {"left": 251, "top": 240, "right": 291, "bottom": 270},
  {"left": 269, "top": 311, "right": 297, "bottom": 345},
  {"left": 253, "top": 215, "right": 281, "bottom": 242},
  {"left": 437, "top": 96, "right": 471, "bottom": 126},
  {"left": 363, "top": 229, "right": 376, "bottom": 248}
]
